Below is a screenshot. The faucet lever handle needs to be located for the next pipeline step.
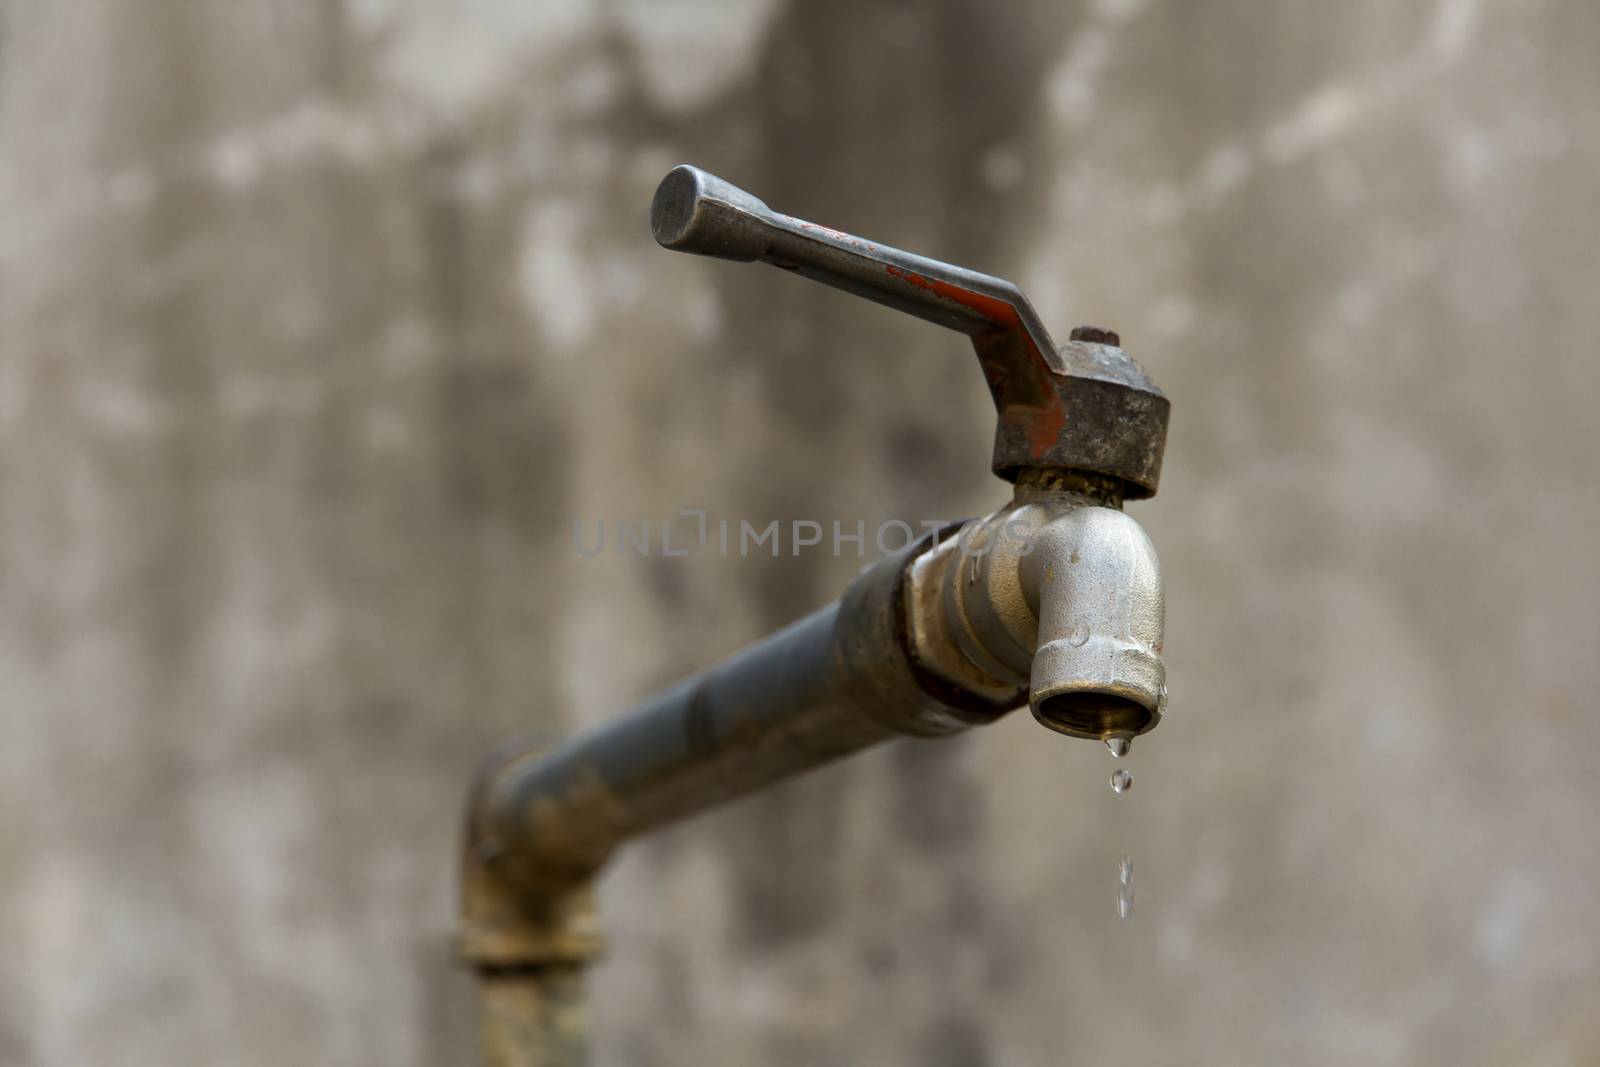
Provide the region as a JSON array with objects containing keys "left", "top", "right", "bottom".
[
  {"left": 650, "top": 165, "right": 1169, "bottom": 497},
  {"left": 651, "top": 165, "right": 1060, "bottom": 359}
]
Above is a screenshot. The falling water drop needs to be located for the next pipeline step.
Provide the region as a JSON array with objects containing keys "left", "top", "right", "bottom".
[
  {"left": 1110, "top": 768, "right": 1133, "bottom": 794},
  {"left": 1104, "top": 736, "right": 1132, "bottom": 758},
  {"left": 1117, "top": 854, "right": 1135, "bottom": 919}
]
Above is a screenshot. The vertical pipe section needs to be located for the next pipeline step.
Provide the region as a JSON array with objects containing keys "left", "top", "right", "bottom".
[{"left": 477, "top": 969, "right": 587, "bottom": 1067}]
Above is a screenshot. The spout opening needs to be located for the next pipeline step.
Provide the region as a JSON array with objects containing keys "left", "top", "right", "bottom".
[{"left": 1031, "top": 692, "right": 1152, "bottom": 741}]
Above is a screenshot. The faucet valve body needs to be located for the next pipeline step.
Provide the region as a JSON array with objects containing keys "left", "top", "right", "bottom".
[{"left": 905, "top": 490, "right": 1165, "bottom": 742}]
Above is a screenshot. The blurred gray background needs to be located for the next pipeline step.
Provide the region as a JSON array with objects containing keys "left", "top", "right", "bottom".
[{"left": 3, "top": 1, "right": 1599, "bottom": 1064}]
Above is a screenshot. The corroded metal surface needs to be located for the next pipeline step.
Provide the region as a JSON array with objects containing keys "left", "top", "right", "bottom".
[
  {"left": 478, "top": 968, "right": 588, "bottom": 1067},
  {"left": 650, "top": 165, "right": 1170, "bottom": 495}
]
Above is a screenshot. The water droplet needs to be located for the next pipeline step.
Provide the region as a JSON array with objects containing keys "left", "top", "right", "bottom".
[
  {"left": 1119, "top": 853, "right": 1133, "bottom": 885},
  {"left": 1066, "top": 624, "right": 1090, "bottom": 647},
  {"left": 1118, "top": 883, "right": 1135, "bottom": 919},
  {"left": 1104, "top": 736, "right": 1132, "bottom": 758},
  {"left": 1110, "top": 768, "right": 1133, "bottom": 794}
]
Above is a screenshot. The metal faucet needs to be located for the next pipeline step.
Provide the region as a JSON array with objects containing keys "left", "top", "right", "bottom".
[{"left": 457, "top": 166, "right": 1170, "bottom": 1065}]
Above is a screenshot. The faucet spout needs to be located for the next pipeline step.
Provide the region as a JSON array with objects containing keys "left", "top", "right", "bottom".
[{"left": 1020, "top": 506, "right": 1165, "bottom": 740}]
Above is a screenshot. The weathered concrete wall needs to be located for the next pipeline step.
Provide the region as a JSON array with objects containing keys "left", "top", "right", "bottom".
[{"left": 2, "top": 1, "right": 1598, "bottom": 1064}]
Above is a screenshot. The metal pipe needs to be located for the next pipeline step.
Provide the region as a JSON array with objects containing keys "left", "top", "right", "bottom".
[
  {"left": 457, "top": 543, "right": 1020, "bottom": 1064},
  {"left": 476, "top": 969, "right": 587, "bottom": 1067},
  {"left": 466, "top": 545, "right": 1012, "bottom": 905}
]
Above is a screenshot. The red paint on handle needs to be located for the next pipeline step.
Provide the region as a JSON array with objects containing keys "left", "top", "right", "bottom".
[
  {"left": 885, "top": 265, "right": 1022, "bottom": 330},
  {"left": 885, "top": 265, "right": 1066, "bottom": 461}
]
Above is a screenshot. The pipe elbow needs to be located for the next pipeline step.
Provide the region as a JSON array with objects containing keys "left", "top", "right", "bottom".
[{"left": 1020, "top": 507, "right": 1165, "bottom": 740}]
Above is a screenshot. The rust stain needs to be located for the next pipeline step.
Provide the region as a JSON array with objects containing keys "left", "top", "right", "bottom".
[
  {"left": 884, "top": 265, "right": 1066, "bottom": 460},
  {"left": 885, "top": 264, "right": 1022, "bottom": 329},
  {"left": 1019, "top": 403, "right": 1068, "bottom": 458},
  {"left": 797, "top": 220, "right": 854, "bottom": 243}
]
